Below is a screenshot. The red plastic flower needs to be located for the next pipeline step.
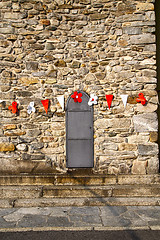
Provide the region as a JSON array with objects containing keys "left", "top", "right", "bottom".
[
  {"left": 8, "top": 101, "right": 18, "bottom": 114},
  {"left": 71, "top": 91, "right": 82, "bottom": 103},
  {"left": 136, "top": 93, "right": 147, "bottom": 105}
]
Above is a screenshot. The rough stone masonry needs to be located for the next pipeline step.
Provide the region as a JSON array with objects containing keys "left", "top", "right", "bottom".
[{"left": 0, "top": 0, "right": 159, "bottom": 176}]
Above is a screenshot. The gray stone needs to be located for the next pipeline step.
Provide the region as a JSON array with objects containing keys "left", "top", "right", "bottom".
[
  {"left": 17, "top": 215, "right": 47, "bottom": 228},
  {"left": 101, "top": 216, "right": 131, "bottom": 227},
  {"left": 30, "top": 154, "right": 45, "bottom": 160},
  {"left": 133, "top": 113, "right": 158, "bottom": 132},
  {"left": 47, "top": 216, "right": 72, "bottom": 227},
  {"left": 27, "top": 129, "right": 41, "bottom": 137},
  {"left": 0, "top": 217, "right": 16, "bottom": 228},
  {"left": 147, "top": 157, "right": 159, "bottom": 174},
  {"left": 81, "top": 215, "right": 101, "bottom": 224},
  {"left": 46, "top": 43, "right": 55, "bottom": 50},
  {"left": 100, "top": 206, "right": 127, "bottom": 217},
  {"left": 0, "top": 209, "right": 15, "bottom": 217},
  {"left": 123, "top": 27, "right": 142, "bottom": 35},
  {"left": 0, "top": 28, "right": 15, "bottom": 34},
  {"left": 138, "top": 144, "right": 159, "bottom": 156},
  {"left": 69, "top": 207, "right": 100, "bottom": 216},
  {"left": 26, "top": 61, "right": 39, "bottom": 71},
  {"left": 50, "top": 207, "right": 70, "bottom": 217},
  {"left": 130, "top": 34, "right": 155, "bottom": 44},
  {"left": 16, "top": 144, "right": 27, "bottom": 151}
]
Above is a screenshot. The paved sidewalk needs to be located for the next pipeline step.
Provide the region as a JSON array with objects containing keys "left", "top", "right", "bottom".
[{"left": 0, "top": 206, "right": 160, "bottom": 232}]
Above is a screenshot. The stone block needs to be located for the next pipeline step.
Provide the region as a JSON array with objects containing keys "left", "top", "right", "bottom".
[
  {"left": 27, "top": 129, "right": 41, "bottom": 137},
  {"left": 4, "top": 12, "right": 20, "bottom": 19},
  {"left": 45, "top": 79, "right": 57, "bottom": 84},
  {"left": 112, "top": 185, "right": 160, "bottom": 197},
  {"left": 40, "top": 137, "right": 55, "bottom": 142},
  {"left": 17, "top": 91, "right": 32, "bottom": 97},
  {"left": 31, "top": 44, "right": 45, "bottom": 50},
  {"left": 26, "top": 61, "right": 39, "bottom": 71},
  {"left": 54, "top": 60, "right": 67, "bottom": 67},
  {"left": 4, "top": 130, "right": 26, "bottom": 136},
  {"left": 43, "top": 186, "right": 112, "bottom": 198},
  {"left": 19, "top": 77, "right": 39, "bottom": 86},
  {"left": 46, "top": 43, "right": 55, "bottom": 50},
  {"left": 0, "top": 186, "right": 42, "bottom": 199},
  {"left": 0, "top": 28, "right": 15, "bottom": 34},
  {"left": 39, "top": 19, "right": 50, "bottom": 25},
  {"left": 3, "top": 124, "right": 17, "bottom": 130},
  {"left": 0, "top": 143, "right": 15, "bottom": 152},
  {"left": 123, "top": 27, "right": 142, "bottom": 35},
  {"left": 16, "top": 144, "right": 27, "bottom": 151},
  {"left": 118, "top": 175, "right": 155, "bottom": 185},
  {"left": 0, "top": 200, "right": 11, "bottom": 208},
  {"left": 118, "top": 143, "right": 137, "bottom": 151},
  {"left": 132, "top": 160, "right": 147, "bottom": 174},
  {"left": 138, "top": 143, "right": 158, "bottom": 156},
  {"left": 136, "top": 103, "right": 157, "bottom": 113},
  {"left": 130, "top": 34, "right": 155, "bottom": 44},
  {"left": 128, "top": 134, "right": 149, "bottom": 144},
  {"left": 90, "top": 13, "right": 108, "bottom": 21},
  {"left": 147, "top": 156, "right": 159, "bottom": 174},
  {"left": 150, "top": 132, "right": 158, "bottom": 142},
  {"left": 95, "top": 118, "right": 131, "bottom": 129},
  {"left": 136, "top": 3, "right": 154, "bottom": 11},
  {"left": 133, "top": 113, "right": 158, "bottom": 132}
]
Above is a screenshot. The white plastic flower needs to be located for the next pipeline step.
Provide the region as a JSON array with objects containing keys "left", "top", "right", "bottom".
[
  {"left": 88, "top": 94, "right": 98, "bottom": 106},
  {"left": 27, "top": 102, "right": 36, "bottom": 114}
]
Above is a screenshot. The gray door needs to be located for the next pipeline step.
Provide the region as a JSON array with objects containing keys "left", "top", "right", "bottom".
[{"left": 66, "top": 91, "right": 94, "bottom": 168}]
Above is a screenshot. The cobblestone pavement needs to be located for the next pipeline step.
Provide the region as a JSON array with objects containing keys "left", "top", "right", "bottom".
[{"left": 0, "top": 206, "right": 160, "bottom": 232}]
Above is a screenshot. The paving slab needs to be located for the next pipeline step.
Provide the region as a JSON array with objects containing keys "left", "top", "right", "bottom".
[{"left": 0, "top": 206, "right": 159, "bottom": 231}]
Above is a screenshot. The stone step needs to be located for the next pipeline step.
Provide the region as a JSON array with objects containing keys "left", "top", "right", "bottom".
[
  {"left": 0, "top": 184, "right": 160, "bottom": 200},
  {"left": 0, "top": 174, "right": 159, "bottom": 186},
  {"left": 43, "top": 185, "right": 160, "bottom": 198}
]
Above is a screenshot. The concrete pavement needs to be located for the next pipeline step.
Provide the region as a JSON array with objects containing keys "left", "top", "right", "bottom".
[{"left": 0, "top": 206, "right": 159, "bottom": 232}]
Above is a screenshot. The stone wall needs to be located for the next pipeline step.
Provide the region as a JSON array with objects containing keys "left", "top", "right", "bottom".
[{"left": 0, "top": 0, "right": 159, "bottom": 175}]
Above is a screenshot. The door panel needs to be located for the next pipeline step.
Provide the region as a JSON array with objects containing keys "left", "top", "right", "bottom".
[
  {"left": 67, "top": 140, "right": 93, "bottom": 168},
  {"left": 68, "top": 111, "right": 92, "bottom": 140}
]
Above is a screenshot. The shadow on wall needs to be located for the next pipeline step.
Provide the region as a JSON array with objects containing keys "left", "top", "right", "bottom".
[{"left": 155, "top": 0, "right": 160, "bottom": 172}]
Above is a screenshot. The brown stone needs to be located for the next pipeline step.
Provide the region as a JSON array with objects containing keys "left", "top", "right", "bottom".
[
  {"left": 4, "top": 130, "right": 26, "bottom": 136},
  {"left": 3, "top": 124, "right": 17, "bottom": 130},
  {"left": 86, "top": 42, "right": 95, "bottom": 49},
  {"left": 136, "top": 3, "right": 154, "bottom": 11},
  {"left": 54, "top": 60, "right": 67, "bottom": 67},
  {"left": 31, "top": 44, "right": 45, "bottom": 50},
  {"left": 90, "top": 13, "right": 108, "bottom": 21},
  {"left": 118, "top": 39, "right": 128, "bottom": 47},
  {"left": 0, "top": 143, "right": 15, "bottom": 152},
  {"left": 0, "top": 40, "right": 10, "bottom": 48},
  {"left": 40, "top": 137, "right": 55, "bottom": 142},
  {"left": 127, "top": 96, "right": 137, "bottom": 104},
  {"left": 150, "top": 132, "right": 158, "bottom": 142},
  {"left": 117, "top": 2, "right": 136, "bottom": 15},
  {"left": 118, "top": 143, "right": 137, "bottom": 151},
  {"left": 19, "top": 77, "right": 39, "bottom": 86},
  {"left": 58, "top": 4, "right": 73, "bottom": 9},
  {"left": 95, "top": 72, "right": 106, "bottom": 80},
  {"left": 39, "top": 19, "right": 51, "bottom": 26}
]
